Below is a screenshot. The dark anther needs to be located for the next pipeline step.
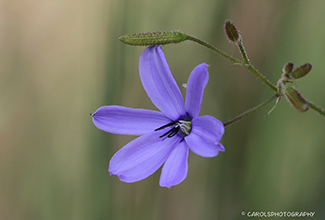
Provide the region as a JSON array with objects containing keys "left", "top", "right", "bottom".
[
  {"left": 155, "top": 119, "right": 191, "bottom": 139},
  {"left": 159, "top": 126, "right": 180, "bottom": 138},
  {"left": 154, "top": 121, "right": 177, "bottom": 131}
]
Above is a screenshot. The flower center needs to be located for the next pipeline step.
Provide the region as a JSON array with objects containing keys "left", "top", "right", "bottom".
[{"left": 155, "top": 120, "right": 192, "bottom": 138}]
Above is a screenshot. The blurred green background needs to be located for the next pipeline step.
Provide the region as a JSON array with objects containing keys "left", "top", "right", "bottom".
[{"left": 1, "top": 0, "right": 325, "bottom": 219}]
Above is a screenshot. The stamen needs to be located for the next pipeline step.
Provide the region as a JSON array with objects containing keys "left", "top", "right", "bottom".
[
  {"left": 155, "top": 121, "right": 177, "bottom": 131},
  {"left": 155, "top": 119, "right": 192, "bottom": 138},
  {"left": 159, "top": 126, "right": 180, "bottom": 138}
]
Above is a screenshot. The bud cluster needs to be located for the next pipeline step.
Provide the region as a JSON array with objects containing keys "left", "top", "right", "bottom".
[{"left": 277, "top": 63, "right": 312, "bottom": 112}]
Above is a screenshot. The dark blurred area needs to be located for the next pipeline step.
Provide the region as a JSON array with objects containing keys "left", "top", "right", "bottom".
[{"left": 1, "top": 0, "right": 325, "bottom": 219}]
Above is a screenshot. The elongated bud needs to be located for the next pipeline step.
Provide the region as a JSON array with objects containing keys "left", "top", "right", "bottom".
[
  {"left": 282, "top": 83, "right": 309, "bottom": 112},
  {"left": 119, "top": 31, "right": 188, "bottom": 46},
  {"left": 290, "top": 63, "right": 312, "bottom": 80},
  {"left": 224, "top": 20, "right": 241, "bottom": 43}
]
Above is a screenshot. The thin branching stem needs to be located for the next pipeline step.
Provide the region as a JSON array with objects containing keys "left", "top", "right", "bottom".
[
  {"left": 186, "top": 35, "right": 243, "bottom": 65},
  {"left": 223, "top": 94, "right": 279, "bottom": 127},
  {"left": 186, "top": 35, "right": 277, "bottom": 91},
  {"left": 186, "top": 33, "right": 324, "bottom": 121},
  {"left": 307, "top": 101, "right": 325, "bottom": 117}
]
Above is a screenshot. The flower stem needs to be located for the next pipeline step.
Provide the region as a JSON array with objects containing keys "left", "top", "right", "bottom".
[
  {"left": 186, "top": 34, "right": 325, "bottom": 119},
  {"left": 186, "top": 35, "right": 243, "bottom": 65},
  {"left": 237, "top": 41, "right": 250, "bottom": 65},
  {"left": 245, "top": 64, "right": 277, "bottom": 92},
  {"left": 223, "top": 94, "right": 278, "bottom": 127},
  {"left": 186, "top": 34, "right": 277, "bottom": 92},
  {"left": 307, "top": 100, "right": 325, "bottom": 117}
]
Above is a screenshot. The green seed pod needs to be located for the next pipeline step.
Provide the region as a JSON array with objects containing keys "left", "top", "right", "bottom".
[
  {"left": 119, "top": 31, "right": 188, "bottom": 46},
  {"left": 282, "top": 83, "right": 309, "bottom": 112},
  {"left": 290, "top": 63, "right": 312, "bottom": 80},
  {"left": 224, "top": 20, "right": 241, "bottom": 43}
]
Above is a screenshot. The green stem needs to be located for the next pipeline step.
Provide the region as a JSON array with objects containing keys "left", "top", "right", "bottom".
[
  {"left": 223, "top": 94, "right": 278, "bottom": 127},
  {"left": 186, "top": 34, "right": 324, "bottom": 119},
  {"left": 236, "top": 41, "right": 277, "bottom": 91},
  {"left": 237, "top": 41, "right": 250, "bottom": 65},
  {"left": 245, "top": 64, "right": 277, "bottom": 92},
  {"left": 307, "top": 100, "right": 325, "bottom": 117},
  {"left": 186, "top": 35, "right": 243, "bottom": 65},
  {"left": 187, "top": 34, "right": 277, "bottom": 92}
]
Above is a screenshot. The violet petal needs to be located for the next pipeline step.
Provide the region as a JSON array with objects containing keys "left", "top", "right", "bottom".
[
  {"left": 139, "top": 46, "right": 186, "bottom": 120},
  {"left": 185, "top": 115, "right": 225, "bottom": 157},
  {"left": 92, "top": 105, "right": 171, "bottom": 135},
  {"left": 185, "top": 63, "right": 209, "bottom": 118},
  {"left": 159, "top": 141, "right": 189, "bottom": 188},
  {"left": 109, "top": 130, "right": 182, "bottom": 183}
]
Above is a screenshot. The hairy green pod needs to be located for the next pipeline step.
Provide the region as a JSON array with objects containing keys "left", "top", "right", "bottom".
[
  {"left": 119, "top": 31, "right": 188, "bottom": 46},
  {"left": 278, "top": 81, "right": 309, "bottom": 112},
  {"left": 283, "top": 83, "right": 309, "bottom": 112},
  {"left": 290, "top": 63, "right": 312, "bottom": 80}
]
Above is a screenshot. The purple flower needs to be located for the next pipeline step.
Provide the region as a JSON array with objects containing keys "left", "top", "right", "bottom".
[{"left": 92, "top": 46, "right": 225, "bottom": 187}]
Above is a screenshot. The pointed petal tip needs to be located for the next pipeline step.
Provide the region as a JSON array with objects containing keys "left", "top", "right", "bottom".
[
  {"left": 108, "top": 167, "right": 116, "bottom": 176},
  {"left": 160, "top": 183, "right": 174, "bottom": 188},
  {"left": 194, "top": 63, "right": 209, "bottom": 73},
  {"left": 201, "top": 62, "right": 209, "bottom": 68},
  {"left": 217, "top": 143, "right": 225, "bottom": 152},
  {"left": 109, "top": 169, "right": 136, "bottom": 183},
  {"left": 159, "top": 180, "right": 182, "bottom": 188}
]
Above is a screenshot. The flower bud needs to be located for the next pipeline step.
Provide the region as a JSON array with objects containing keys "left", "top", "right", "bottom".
[
  {"left": 282, "top": 62, "right": 294, "bottom": 74},
  {"left": 290, "top": 63, "right": 312, "bottom": 80},
  {"left": 224, "top": 20, "right": 241, "bottom": 43},
  {"left": 119, "top": 31, "right": 188, "bottom": 46},
  {"left": 282, "top": 83, "right": 309, "bottom": 112}
]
